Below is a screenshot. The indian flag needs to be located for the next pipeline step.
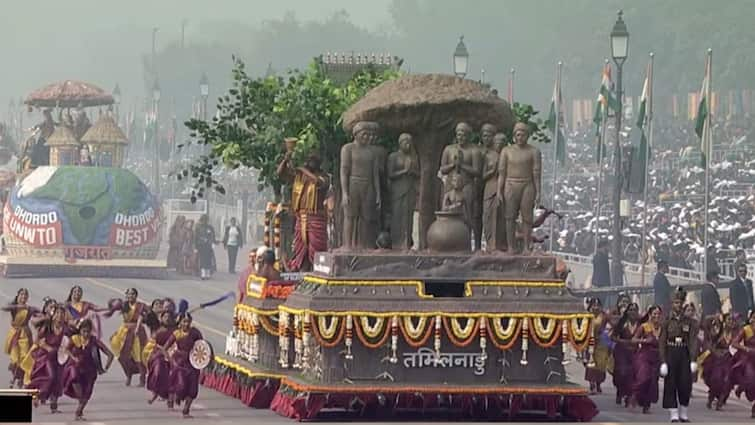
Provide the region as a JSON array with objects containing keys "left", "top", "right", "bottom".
[
  {"left": 628, "top": 64, "right": 651, "bottom": 194},
  {"left": 593, "top": 62, "right": 616, "bottom": 163},
  {"left": 695, "top": 53, "right": 711, "bottom": 166},
  {"left": 546, "top": 78, "right": 566, "bottom": 165}
]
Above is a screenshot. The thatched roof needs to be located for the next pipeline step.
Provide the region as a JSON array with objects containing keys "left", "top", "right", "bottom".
[
  {"left": 45, "top": 125, "right": 79, "bottom": 147},
  {"left": 342, "top": 73, "right": 514, "bottom": 134},
  {"left": 25, "top": 80, "right": 114, "bottom": 108},
  {"left": 81, "top": 113, "right": 127, "bottom": 145}
]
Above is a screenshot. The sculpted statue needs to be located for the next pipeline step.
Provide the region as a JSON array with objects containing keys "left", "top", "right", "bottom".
[
  {"left": 388, "top": 133, "right": 419, "bottom": 250},
  {"left": 439, "top": 122, "right": 481, "bottom": 249},
  {"left": 442, "top": 172, "right": 467, "bottom": 219},
  {"left": 480, "top": 125, "right": 506, "bottom": 251},
  {"left": 340, "top": 121, "right": 383, "bottom": 250},
  {"left": 277, "top": 148, "right": 329, "bottom": 271},
  {"left": 497, "top": 122, "right": 542, "bottom": 254}
]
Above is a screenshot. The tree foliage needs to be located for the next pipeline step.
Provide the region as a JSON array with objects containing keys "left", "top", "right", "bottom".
[{"left": 181, "top": 57, "right": 400, "bottom": 201}]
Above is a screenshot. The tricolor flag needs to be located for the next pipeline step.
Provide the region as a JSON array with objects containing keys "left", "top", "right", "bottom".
[
  {"left": 695, "top": 52, "right": 711, "bottom": 166},
  {"left": 546, "top": 77, "right": 566, "bottom": 165},
  {"left": 628, "top": 61, "right": 652, "bottom": 194},
  {"left": 593, "top": 62, "right": 616, "bottom": 163}
]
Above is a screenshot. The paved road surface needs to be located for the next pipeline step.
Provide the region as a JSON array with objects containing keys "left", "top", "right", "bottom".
[{"left": 1, "top": 248, "right": 752, "bottom": 424}]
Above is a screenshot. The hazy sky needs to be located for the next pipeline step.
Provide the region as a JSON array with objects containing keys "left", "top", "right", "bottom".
[{"left": 0, "top": 0, "right": 391, "bottom": 118}]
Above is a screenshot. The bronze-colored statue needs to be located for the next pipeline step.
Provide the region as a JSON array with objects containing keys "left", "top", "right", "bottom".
[
  {"left": 388, "top": 133, "right": 419, "bottom": 250},
  {"left": 439, "top": 122, "right": 481, "bottom": 249},
  {"left": 340, "top": 121, "right": 383, "bottom": 250},
  {"left": 442, "top": 172, "right": 467, "bottom": 219},
  {"left": 497, "top": 122, "right": 542, "bottom": 254},
  {"left": 480, "top": 126, "right": 505, "bottom": 251}
]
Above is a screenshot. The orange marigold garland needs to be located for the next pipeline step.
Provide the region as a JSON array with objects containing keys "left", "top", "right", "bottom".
[
  {"left": 311, "top": 315, "right": 346, "bottom": 348},
  {"left": 258, "top": 314, "right": 279, "bottom": 336},
  {"left": 568, "top": 317, "right": 591, "bottom": 352},
  {"left": 487, "top": 317, "right": 521, "bottom": 351},
  {"left": 399, "top": 316, "right": 435, "bottom": 348},
  {"left": 354, "top": 315, "right": 391, "bottom": 349},
  {"left": 529, "top": 317, "right": 561, "bottom": 348},
  {"left": 442, "top": 316, "right": 479, "bottom": 347}
]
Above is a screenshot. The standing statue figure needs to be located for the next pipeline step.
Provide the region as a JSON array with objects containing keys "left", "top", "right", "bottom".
[
  {"left": 480, "top": 125, "right": 506, "bottom": 251},
  {"left": 277, "top": 149, "right": 330, "bottom": 271},
  {"left": 497, "top": 122, "right": 542, "bottom": 254},
  {"left": 340, "top": 121, "right": 383, "bottom": 250},
  {"left": 439, "top": 122, "right": 481, "bottom": 249},
  {"left": 388, "top": 133, "right": 419, "bottom": 250}
]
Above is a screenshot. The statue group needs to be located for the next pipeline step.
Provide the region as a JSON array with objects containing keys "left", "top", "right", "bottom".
[
  {"left": 279, "top": 119, "right": 542, "bottom": 271},
  {"left": 338, "top": 120, "right": 542, "bottom": 255}
]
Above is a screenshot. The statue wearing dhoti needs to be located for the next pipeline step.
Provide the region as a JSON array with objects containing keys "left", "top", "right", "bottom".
[
  {"left": 497, "top": 122, "right": 542, "bottom": 254},
  {"left": 340, "top": 121, "right": 383, "bottom": 250},
  {"left": 388, "top": 133, "right": 419, "bottom": 250},
  {"left": 480, "top": 125, "right": 506, "bottom": 251}
]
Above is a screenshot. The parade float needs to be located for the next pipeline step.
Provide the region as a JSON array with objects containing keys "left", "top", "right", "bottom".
[
  {"left": 0, "top": 80, "right": 165, "bottom": 277},
  {"left": 202, "top": 74, "right": 597, "bottom": 421}
]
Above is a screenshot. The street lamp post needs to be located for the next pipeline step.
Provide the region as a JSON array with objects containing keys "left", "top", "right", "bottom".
[
  {"left": 152, "top": 80, "right": 161, "bottom": 197},
  {"left": 199, "top": 73, "right": 209, "bottom": 121},
  {"left": 453, "top": 36, "right": 469, "bottom": 78},
  {"left": 112, "top": 84, "right": 121, "bottom": 119},
  {"left": 610, "top": 10, "right": 629, "bottom": 287}
]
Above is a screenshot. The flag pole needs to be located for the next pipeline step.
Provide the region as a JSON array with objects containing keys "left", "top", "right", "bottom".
[
  {"left": 640, "top": 52, "right": 654, "bottom": 287},
  {"left": 549, "top": 61, "right": 562, "bottom": 252},
  {"left": 703, "top": 48, "right": 713, "bottom": 279},
  {"left": 508, "top": 68, "right": 515, "bottom": 104},
  {"left": 594, "top": 60, "right": 610, "bottom": 255}
]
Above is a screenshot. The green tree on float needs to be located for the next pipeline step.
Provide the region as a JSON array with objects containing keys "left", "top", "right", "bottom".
[{"left": 180, "top": 56, "right": 401, "bottom": 202}]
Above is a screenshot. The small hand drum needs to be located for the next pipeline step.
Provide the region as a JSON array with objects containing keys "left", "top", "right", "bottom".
[{"left": 189, "top": 339, "right": 213, "bottom": 370}]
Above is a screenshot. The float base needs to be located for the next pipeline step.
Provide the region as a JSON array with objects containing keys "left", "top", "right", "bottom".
[
  {"left": 201, "top": 355, "right": 289, "bottom": 409},
  {"left": 271, "top": 375, "right": 597, "bottom": 421},
  {"left": 0, "top": 256, "right": 167, "bottom": 279}
]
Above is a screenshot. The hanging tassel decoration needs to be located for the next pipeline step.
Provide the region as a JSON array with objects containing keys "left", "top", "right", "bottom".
[
  {"left": 520, "top": 318, "right": 529, "bottom": 366},
  {"left": 587, "top": 334, "right": 596, "bottom": 368},
  {"left": 479, "top": 317, "right": 487, "bottom": 361},
  {"left": 561, "top": 320, "right": 570, "bottom": 365},
  {"left": 279, "top": 311, "right": 289, "bottom": 368},
  {"left": 302, "top": 313, "right": 311, "bottom": 369},
  {"left": 345, "top": 314, "right": 354, "bottom": 360},
  {"left": 293, "top": 314, "right": 302, "bottom": 368},
  {"left": 251, "top": 312, "right": 259, "bottom": 362},
  {"left": 434, "top": 315, "right": 442, "bottom": 363},
  {"left": 390, "top": 316, "right": 399, "bottom": 364}
]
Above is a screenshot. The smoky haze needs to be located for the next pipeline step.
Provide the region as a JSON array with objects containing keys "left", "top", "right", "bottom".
[{"left": 2, "top": 0, "right": 754, "bottom": 123}]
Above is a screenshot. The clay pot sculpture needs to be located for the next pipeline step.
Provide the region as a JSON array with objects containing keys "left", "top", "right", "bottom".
[{"left": 426, "top": 211, "right": 470, "bottom": 252}]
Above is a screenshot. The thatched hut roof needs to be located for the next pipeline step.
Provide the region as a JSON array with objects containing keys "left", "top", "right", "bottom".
[
  {"left": 25, "top": 80, "right": 114, "bottom": 108},
  {"left": 45, "top": 125, "right": 79, "bottom": 147},
  {"left": 81, "top": 113, "right": 127, "bottom": 145},
  {"left": 342, "top": 73, "right": 513, "bottom": 135}
]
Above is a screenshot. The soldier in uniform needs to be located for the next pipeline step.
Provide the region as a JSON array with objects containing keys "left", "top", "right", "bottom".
[{"left": 659, "top": 287, "right": 699, "bottom": 423}]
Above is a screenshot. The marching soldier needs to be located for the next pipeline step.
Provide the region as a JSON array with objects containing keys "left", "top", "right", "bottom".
[{"left": 659, "top": 287, "right": 699, "bottom": 423}]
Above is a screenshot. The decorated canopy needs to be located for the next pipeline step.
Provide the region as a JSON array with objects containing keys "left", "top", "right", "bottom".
[{"left": 24, "top": 80, "right": 114, "bottom": 108}]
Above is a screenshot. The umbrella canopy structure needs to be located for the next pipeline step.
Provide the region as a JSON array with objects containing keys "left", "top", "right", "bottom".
[
  {"left": 342, "top": 73, "right": 514, "bottom": 248},
  {"left": 25, "top": 80, "right": 114, "bottom": 108}
]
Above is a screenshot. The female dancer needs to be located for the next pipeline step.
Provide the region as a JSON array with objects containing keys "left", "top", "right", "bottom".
[
  {"left": 700, "top": 314, "right": 734, "bottom": 410},
  {"left": 62, "top": 319, "right": 114, "bottom": 421},
  {"left": 611, "top": 302, "right": 640, "bottom": 407},
  {"left": 110, "top": 288, "right": 147, "bottom": 386},
  {"left": 631, "top": 305, "right": 662, "bottom": 413},
  {"left": 161, "top": 312, "right": 203, "bottom": 418},
  {"left": 2, "top": 288, "right": 37, "bottom": 388},
  {"left": 584, "top": 298, "right": 612, "bottom": 394},
  {"left": 731, "top": 310, "right": 755, "bottom": 418},
  {"left": 65, "top": 286, "right": 108, "bottom": 338},
  {"left": 143, "top": 305, "right": 175, "bottom": 406},
  {"left": 22, "top": 303, "right": 68, "bottom": 413}
]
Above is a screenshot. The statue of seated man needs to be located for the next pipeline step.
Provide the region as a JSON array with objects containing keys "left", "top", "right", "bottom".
[{"left": 442, "top": 171, "right": 468, "bottom": 223}]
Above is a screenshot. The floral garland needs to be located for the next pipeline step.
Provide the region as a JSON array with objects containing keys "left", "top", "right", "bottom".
[
  {"left": 316, "top": 316, "right": 341, "bottom": 339},
  {"left": 354, "top": 316, "right": 391, "bottom": 348},
  {"left": 487, "top": 317, "right": 522, "bottom": 350},
  {"left": 399, "top": 316, "right": 435, "bottom": 348},
  {"left": 528, "top": 317, "right": 562, "bottom": 348},
  {"left": 311, "top": 315, "right": 345, "bottom": 348},
  {"left": 358, "top": 316, "right": 387, "bottom": 339},
  {"left": 278, "top": 305, "right": 591, "bottom": 320},
  {"left": 442, "top": 316, "right": 479, "bottom": 347},
  {"left": 568, "top": 317, "right": 591, "bottom": 351},
  {"left": 258, "top": 315, "right": 279, "bottom": 336}
]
